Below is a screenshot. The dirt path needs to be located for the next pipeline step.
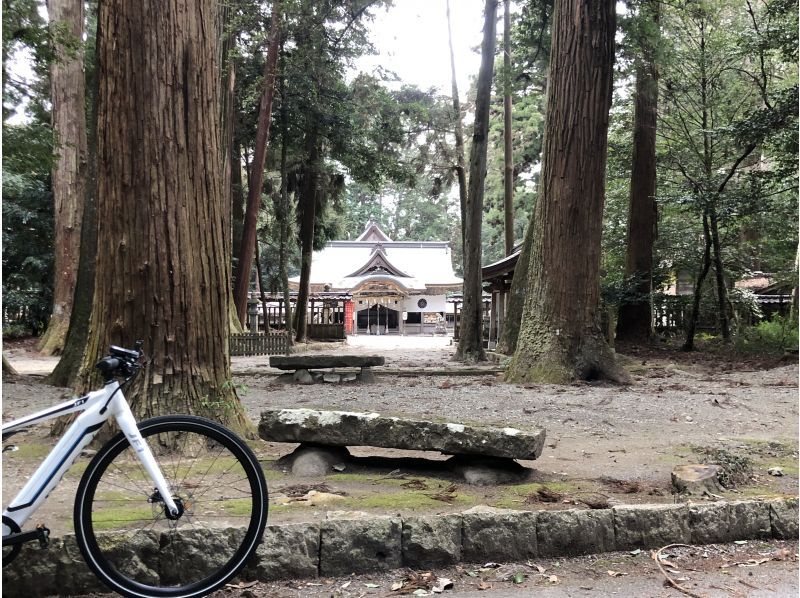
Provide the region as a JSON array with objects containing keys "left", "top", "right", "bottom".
[{"left": 2, "top": 339, "right": 797, "bottom": 536}]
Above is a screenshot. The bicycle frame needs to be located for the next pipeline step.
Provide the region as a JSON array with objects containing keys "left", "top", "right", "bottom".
[{"left": 2, "top": 381, "right": 179, "bottom": 537}]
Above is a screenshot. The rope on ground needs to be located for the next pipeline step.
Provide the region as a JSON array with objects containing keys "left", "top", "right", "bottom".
[{"left": 653, "top": 544, "right": 707, "bottom": 598}]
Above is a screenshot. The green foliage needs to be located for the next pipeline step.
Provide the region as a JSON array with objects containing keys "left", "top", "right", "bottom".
[
  {"left": 481, "top": 1, "right": 549, "bottom": 264},
  {"left": 735, "top": 315, "right": 799, "bottom": 356},
  {"left": 2, "top": 116, "right": 54, "bottom": 335}
]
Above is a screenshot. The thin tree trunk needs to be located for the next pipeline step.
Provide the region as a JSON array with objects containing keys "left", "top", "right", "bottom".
[
  {"left": 82, "top": 0, "right": 249, "bottom": 434},
  {"left": 616, "top": 0, "right": 659, "bottom": 344},
  {"left": 446, "top": 0, "right": 468, "bottom": 254},
  {"left": 39, "top": 0, "right": 88, "bottom": 355},
  {"left": 503, "top": 0, "right": 514, "bottom": 256},
  {"left": 454, "top": 0, "right": 497, "bottom": 363},
  {"left": 506, "top": 0, "right": 628, "bottom": 384},
  {"left": 231, "top": 139, "right": 245, "bottom": 278},
  {"left": 233, "top": 0, "right": 282, "bottom": 324},
  {"left": 683, "top": 212, "right": 713, "bottom": 351},
  {"left": 295, "top": 127, "right": 320, "bottom": 343},
  {"left": 708, "top": 206, "right": 730, "bottom": 340},
  {"left": 254, "top": 238, "right": 269, "bottom": 332}
]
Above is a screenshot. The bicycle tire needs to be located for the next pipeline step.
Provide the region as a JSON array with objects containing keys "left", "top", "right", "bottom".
[{"left": 74, "top": 415, "right": 268, "bottom": 598}]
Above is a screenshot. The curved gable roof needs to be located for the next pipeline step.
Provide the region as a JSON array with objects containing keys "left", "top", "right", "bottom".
[{"left": 346, "top": 245, "right": 411, "bottom": 278}]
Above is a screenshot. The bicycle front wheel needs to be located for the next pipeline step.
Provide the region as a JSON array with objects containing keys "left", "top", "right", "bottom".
[{"left": 74, "top": 415, "right": 268, "bottom": 598}]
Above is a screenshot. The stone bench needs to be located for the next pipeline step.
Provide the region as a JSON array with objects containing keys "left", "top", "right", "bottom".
[
  {"left": 270, "top": 355, "right": 385, "bottom": 384},
  {"left": 259, "top": 408, "right": 546, "bottom": 484}
]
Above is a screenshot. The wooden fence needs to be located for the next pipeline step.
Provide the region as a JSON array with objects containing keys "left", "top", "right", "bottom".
[{"left": 230, "top": 332, "right": 288, "bottom": 356}]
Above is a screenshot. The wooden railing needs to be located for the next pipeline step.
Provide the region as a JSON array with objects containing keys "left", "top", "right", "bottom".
[{"left": 230, "top": 332, "right": 288, "bottom": 356}]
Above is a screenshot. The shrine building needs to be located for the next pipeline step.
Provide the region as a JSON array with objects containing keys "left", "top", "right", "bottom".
[{"left": 288, "top": 221, "right": 462, "bottom": 335}]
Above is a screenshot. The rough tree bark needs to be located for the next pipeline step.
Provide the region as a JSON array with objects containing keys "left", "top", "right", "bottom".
[
  {"left": 615, "top": 0, "right": 660, "bottom": 343},
  {"left": 446, "top": 0, "right": 468, "bottom": 252},
  {"left": 233, "top": 0, "right": 282, "bottom": 325},
  {"left": 454, "top": 0, "right": 497, "bottom": 363},
  {"left": 81, "top": 0, "right": 249, "bottom": 432},
  {"left": 277, "top": 73, "right": 295, "bottom": 349},
  {"left": 503, "top": 0, "right": 514, "bottom": 256},
  {"left": 506, "top": 0, "right": 628, "bottom": 384},
  {"left": 47, "top": 11, "right": 100, "bottom": 388},
  {"left": 39, "top": 0, "right": 88, "bottom": 355},
  {"left": 294, "top": 126, "right": 320, "bottom": 343}
]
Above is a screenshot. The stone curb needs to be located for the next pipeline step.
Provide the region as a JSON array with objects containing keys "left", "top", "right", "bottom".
[{"left": 3, "top": 498, "right": 797, "bottom": 596}]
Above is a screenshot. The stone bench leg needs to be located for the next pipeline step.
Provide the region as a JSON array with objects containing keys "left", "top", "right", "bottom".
[
  {"left": 278, "top": 443, "right": 351, "bottom": 476},
  {"left": 357, "top": 366, "right": 376, "bottom": 383}
]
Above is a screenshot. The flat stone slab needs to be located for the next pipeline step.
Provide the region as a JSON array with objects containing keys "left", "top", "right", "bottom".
[
  {"left": 259, "top": 408, "right": 546, "bottom": 460},
  {"left": 270, "top": 355, "right": 385, "bottom": 370}
]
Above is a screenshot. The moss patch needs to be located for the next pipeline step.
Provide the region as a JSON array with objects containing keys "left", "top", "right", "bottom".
[
  {"left": 340, "top": 490, "right": 474, "bottom": 510},
  {"left": 5, "top": 442, "right": 52, "bottom": 460},
  {"left": 492, "top": 481, "right": 581, "bottom": 509}
]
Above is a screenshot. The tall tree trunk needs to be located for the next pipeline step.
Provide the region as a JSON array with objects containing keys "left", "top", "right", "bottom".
[
  {"left": 503, "top": 0, "right": 514, "bottom": 256},
  {"left": 47, "top": 139, "right": 98, "bottom": 388},
  {"left": 506, "top": 0, "right": 628, "bottom": 384},
  {"left": 683, "top": 212, "right": 713, "bottom": 351},
  {"left": 295, "top": 126, "right": 320, "bottom": 343},
  {"left": 233, "top": 1, "right": 282, "bottom": 324},
  {"left": 615, "top": 0, "right": 660, "bottom": 343},
  {"left": 39, "top": 0, "right": 88, "bottom": 355},
  {"left": 446, "top": 0, "right": 468, "bottom": 255},
  {"left": 454, "top": 0, "right": 497, "bottom": 363},
  {"left": 278, "top": 73, "right": 294, "bottom": 349},
  {"left": 48, "top": 8, "right": 100, "bottom": 388},
  {"left": 82, "top": 0, "right": 249, "bottom": 433}
]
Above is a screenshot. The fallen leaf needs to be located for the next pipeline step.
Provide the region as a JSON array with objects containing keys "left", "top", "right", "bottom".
[
  {"left": 391, "top": 581, "right": 404, "bottom": 591},
  {"left": 364, "top": 582, "right": 380, "bottom": 588},
  {"left": 431, "top": 578, "right": 453, "bottom": 593},
  {"left": 341, "top": 581, "right": 351, "bottom": 589},
  {"left": 529, "top": 563, "right": 547, "bottom": 573},
  {"left": 629, "top": 549, "right": 642, "bottom": 556},
  {"left": 513, "top": 572, "right": 525, "bottom": 584},
  {"left": 477, "top": 581, "right": 492, "bottom": 591},
  {"left": 734, "top": 540, "right": 748, "bottom": 545},
  {"left": 607, "top": 570, "right": 628, "bottom": 577},
  {"left": 412, "top": 590, "right": 429, "bottom": 596}
]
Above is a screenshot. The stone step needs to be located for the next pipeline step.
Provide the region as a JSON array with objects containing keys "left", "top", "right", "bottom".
[{"left": 258, "top": 408, "right": 546, "bottom": 460}]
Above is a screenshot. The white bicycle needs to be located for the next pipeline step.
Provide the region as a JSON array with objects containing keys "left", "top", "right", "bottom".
[{"left": 2, "top": 343, "right": 268, "bottom": 598}]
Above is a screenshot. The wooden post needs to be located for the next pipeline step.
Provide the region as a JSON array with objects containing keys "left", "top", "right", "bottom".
[
  {"left": 498, "top": 288, "right": 506, "bottom": 342},
  {"left": 489, "top": 290, "right": 498, "bottom": 348}
]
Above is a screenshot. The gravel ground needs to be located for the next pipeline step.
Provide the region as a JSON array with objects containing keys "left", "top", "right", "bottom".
[{"left": 2, "top": 337, "right": 797, "bottom": 534}]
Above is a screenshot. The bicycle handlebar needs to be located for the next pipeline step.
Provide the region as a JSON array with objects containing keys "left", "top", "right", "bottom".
[{"left": 95, "top": 342, "right": 144, "bottom": 383}]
